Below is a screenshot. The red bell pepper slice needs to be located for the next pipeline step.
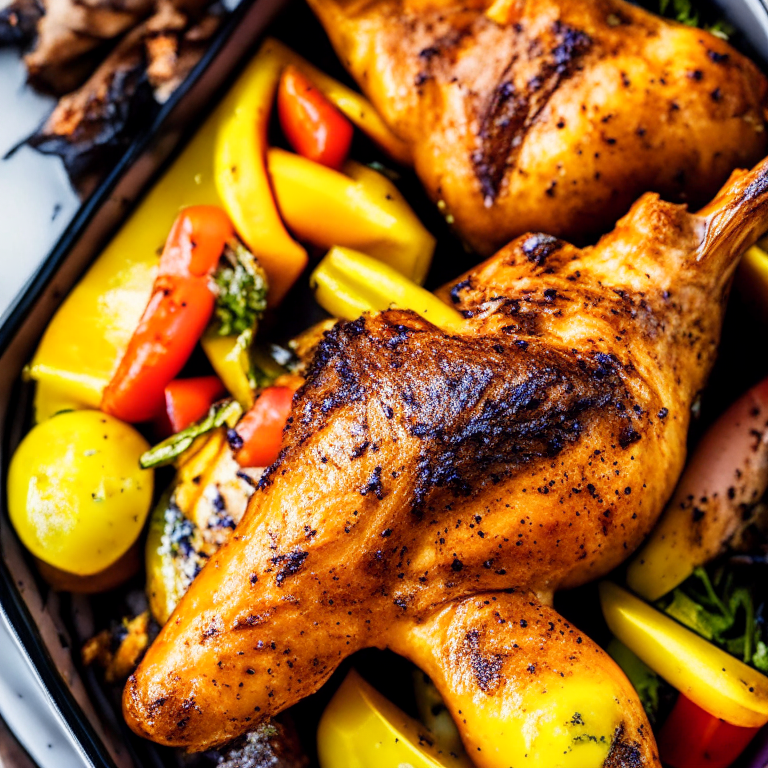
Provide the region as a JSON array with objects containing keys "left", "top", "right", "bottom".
[
  {"left": 101, "top": 206, "right": 233, "bottom": 423},
  {"left": 277, "top": 65, "right": 354, "bottom": 171},
  {"left": 165, "top": 376, "right": 227, "bottom": 434},
  {"left": 234, "top": 386, "right": 296, "bottom": 468},
  {"left": 659, "top": 694, "right": 761, "bottom": 768}
]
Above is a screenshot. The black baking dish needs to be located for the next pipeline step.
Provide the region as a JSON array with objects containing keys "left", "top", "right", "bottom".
[{"left": 2, "top": 1, "right": 768, "bottom": 767}]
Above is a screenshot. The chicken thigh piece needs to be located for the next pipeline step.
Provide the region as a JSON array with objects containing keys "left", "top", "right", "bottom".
[
  {"left": 305, "top": 0, "right": 768, "bottom": 255},
  {"left": 124, "top": 158, "right": 768, "bottom": 765}
]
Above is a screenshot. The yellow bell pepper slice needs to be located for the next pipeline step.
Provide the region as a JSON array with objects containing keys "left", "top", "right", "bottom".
[
  {"left": 27, "top": 233, "right": 163, "bottom": 410},
  {"left": 317, "top": 670, "right": 472, "bottom": 768},
  {"left": 200, "top": 331, "right": 255, "bottom": 410},
  {"left": 269, "top": 148, "right": 434, "bottom": 284},
  {"left": 311, "top": 247, "right": 464, "bottom": 332},
  {"left": 600, "top": 582, "right": 768, "bottom": 728},
  {"left": 32, "top": 380, "right": 86, "bottom": 424},
  {"left": 214, "top": 40, "right": 307, "bottom": 306}
]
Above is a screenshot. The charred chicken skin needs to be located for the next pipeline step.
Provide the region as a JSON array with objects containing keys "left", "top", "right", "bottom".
[
  {"left": 124, "top": 152, "right": 768, "bottom": 765},
  {"left": 305, "top": 0, "right": 768, "bottom": 255}
]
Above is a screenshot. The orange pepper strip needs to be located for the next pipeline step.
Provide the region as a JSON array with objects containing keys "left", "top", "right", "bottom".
[
  {"left": 278, "top": 65, "right": 354, "bottom": 170},
  {"left": 165, "top": 376, "right": 227, "bottom": 434},
  {"left": 234, "top": 385, "right": 297, "bottom": 468},
  {"left": 101, "top": 206, "right": 233, "bottom": 423}
]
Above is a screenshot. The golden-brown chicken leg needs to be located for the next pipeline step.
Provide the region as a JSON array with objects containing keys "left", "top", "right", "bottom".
[
  {"left": 306, "top": 0, "right": 768, "bottom": 255},
  {"left": 389, "top": 591, "right": 658, "bottom": 768},
  {"left": 124, "top": 157, "right": 768, "bottom": 762}
]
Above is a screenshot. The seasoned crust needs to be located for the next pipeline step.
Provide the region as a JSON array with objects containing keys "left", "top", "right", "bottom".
[{"left": 274, "top": 310, "right": 639, "bottom": 520}]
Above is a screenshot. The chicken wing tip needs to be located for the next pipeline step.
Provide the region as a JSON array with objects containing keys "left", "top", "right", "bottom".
[{"left": 695, "top": 155, "right": 768, "bottom": 272}]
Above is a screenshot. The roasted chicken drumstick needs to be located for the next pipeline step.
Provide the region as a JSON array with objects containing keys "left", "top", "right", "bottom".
[
  {"left": 306, "top": 0, "right": 768, "bottom": 255},
  {"left": 125, "top": 151, "right": 768, "bottom": 765}
]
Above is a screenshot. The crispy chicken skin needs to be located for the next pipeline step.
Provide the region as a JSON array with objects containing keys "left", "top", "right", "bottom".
[
  {"left": 305, "top": 0, "right": 768, "bottom": 254},
  {"left": 125, "top": 155, "right": 768, "bottom": 765}
]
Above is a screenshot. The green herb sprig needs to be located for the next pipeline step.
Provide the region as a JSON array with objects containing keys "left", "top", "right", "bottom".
[
  {"left": 140, "top": 399, "right": 243, "bottom": 469},
  {"left": 659, "top": 566, "right": 768, "bottom": 672},
  {"left": 654, "top": 0, "right": 734, "bottom": 38},
  {"left": 213, "top": 242, "right": 268, "bottom": 337}
]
